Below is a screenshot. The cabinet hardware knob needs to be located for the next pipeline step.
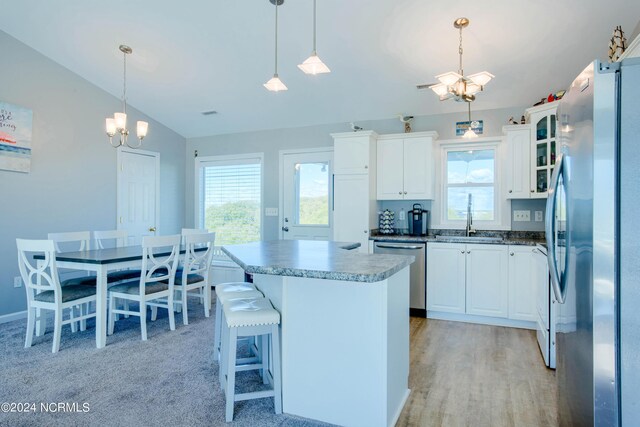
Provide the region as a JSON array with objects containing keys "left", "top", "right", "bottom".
[
  {"left": 364, "top": 165, "right": 368, "bottom": 169},
  {"left": 149, "top": 227, "right": 157, "bottom": 232},
  {"left": 364, "top": 230, "right": 368, "bottom": 234},
  {"left": 531, "top": 189, "right": 535, "bottom": 193},
  {"left": 467, "top": 250, "right": 471, "bottom": 254},
  {"left": 509, "top": 190, "right": 513, "bottom": 193},
  {"left": 404, "top": 191, "right": 407, "bottom": 194},
  {"left": 461, "top": 250, "right": 465, "bottom": 254},
  {"left": 510, "top": 252, "right": 514, "bottom": 256},
  {"left": 399, "top": 192, "right": 403, "bottom": 195},
  {"left": 282, "top": 226, "right": 289, "bottom": 232}
]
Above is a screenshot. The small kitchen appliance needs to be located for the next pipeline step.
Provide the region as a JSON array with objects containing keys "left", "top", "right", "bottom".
[{"left": 408, "top": 204, "right": 429, "bottom": 236}]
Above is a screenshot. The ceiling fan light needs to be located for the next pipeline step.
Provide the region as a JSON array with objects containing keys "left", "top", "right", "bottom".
[
  {"left": 298, "top": 54, "right": 331, "bottom": 75},
  {"left": 430, "top": 83, "right": 449, "bottom": 97},
  {"left": 264, "top": 75, "right": 288, "bottom": 92},
  {"left": 436, "top": 71, "right": 462, "bottom": 86},
  {"left": 468, "top": 71, "right": 495, "bottom": 87}
]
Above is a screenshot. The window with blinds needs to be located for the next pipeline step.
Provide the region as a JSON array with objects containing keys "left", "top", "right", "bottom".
[{"left": 197, "top": 155, "right": 262, "bottom": 245}]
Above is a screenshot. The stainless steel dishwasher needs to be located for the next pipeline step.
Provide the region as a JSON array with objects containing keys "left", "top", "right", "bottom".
[{"left": 373, "top": 241, "right": 426, "bottom": 317}]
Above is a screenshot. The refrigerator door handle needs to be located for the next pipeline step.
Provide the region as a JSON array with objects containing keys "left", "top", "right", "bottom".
[{"left": 545, "top": 153, "right": 566, "bottom": 304}]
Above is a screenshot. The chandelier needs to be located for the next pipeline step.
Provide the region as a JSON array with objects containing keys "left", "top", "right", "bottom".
[
  {"left": 105, "top": 45, "right": 148, "bottom": 148},
  {"left": 427, "top": 18, "right": 494, "bottom": 102}
]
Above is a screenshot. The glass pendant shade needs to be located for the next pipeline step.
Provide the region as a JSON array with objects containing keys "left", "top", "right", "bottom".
[
  {"left": 264, "top": 75, "right": 288, "bottom": 92},
  {"left": 463, "top": 128, "right": 478, "bottom": 138},
  {"left": 136, "top": 121, "right": 149, "bottom": 139},
  {"left": 436, "top": 72, "right": 463, "bottom": 86},
  {"left": 105, "top": 118, "right": 116, "bottom": 136},
  {"left": 430, "top": 83, "right": 449, "bottom": 97},
  {"left": 465, "top": 83, "right": 482, "bottom": 95},
  {"left": 468, "top": 71, "right": 495, "bottom": 87},
  {"left": 298, "top": 54, "right": 331, "bottom": 75},
  {"left": 114, "top": 112, "right": 127, "bottom": 130}
]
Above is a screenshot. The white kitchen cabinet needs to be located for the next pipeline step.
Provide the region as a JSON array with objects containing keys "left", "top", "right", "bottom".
[
  {"left": 508, "top": 245, "right": 537, "bottom": 321},
  {"left": 503, "top": 125, "right": 531, "bottom": 199},
  {"left": 331, "top": 131, "right": 377, "bottom": 174},
  {"left": 427, "top": 242, "right": 508, "bottom": 318},
  {"left": 333, "top": 174, "right": 371, "bottom": 252},
  {"left": 426, "top": 243, "right": 466, "bottom": 314},
  {"left": 465, "top": 244, "right": 509, "bottom": 318},
  {"left": 376, "top": 132, "right": 438, "bottom": 200},
  {"left": 526, "top": 103, "right": 558, "bottom": 199},
  {"left": 331, "top": 132, "right": 377, "bottom": 254}
]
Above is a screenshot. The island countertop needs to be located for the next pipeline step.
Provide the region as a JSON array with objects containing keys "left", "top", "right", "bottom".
[{"left": 222, "top": 240, "right": 414, "bottom": 283}]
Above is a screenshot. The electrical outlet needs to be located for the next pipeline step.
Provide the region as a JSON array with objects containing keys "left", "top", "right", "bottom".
[
  {"left": 535, "top": 211, "right": 543, "bottom": 222},
  {"left": 14, "top": 276, "right": 22, "bottom": 288},
  {"left": 265, "top": 207, "right": 278, "bottom": 216},
  {"left": 513, "top": 210, "right": 531, "bottom": 222}
]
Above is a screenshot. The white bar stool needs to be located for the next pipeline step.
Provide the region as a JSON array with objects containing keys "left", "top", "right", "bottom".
[
  {"left": 220, "top": 297, "right": 282, "bottom": 422},
  {"left": 214, "top": 282, "right": 264, "bottom": 361}
]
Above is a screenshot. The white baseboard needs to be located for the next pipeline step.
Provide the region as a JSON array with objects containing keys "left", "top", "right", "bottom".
[
  {"left": 389, "top": 388, "right": 411, "bottom": 427},
  {"left": 427, "top": 311, "right": 536, "bottom": 330},
  {"left": 0, "top": 310, "right": 27, "bottom": 324}
]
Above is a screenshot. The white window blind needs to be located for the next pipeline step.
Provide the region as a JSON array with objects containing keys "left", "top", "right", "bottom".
[
  {"left": 198, "top": 156, "right": 262, "bottom": 245},
  {"left": 445, "top": 149, "right": 496, "bottom": 221}
]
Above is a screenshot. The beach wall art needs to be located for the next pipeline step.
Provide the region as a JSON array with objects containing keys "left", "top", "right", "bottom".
[{"left": 0, "top": 101, "right": 33, "bottom": 173}]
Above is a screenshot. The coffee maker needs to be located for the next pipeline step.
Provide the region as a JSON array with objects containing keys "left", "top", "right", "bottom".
[{"left": 408, "top": 204, "right": 429, "bottom": 236}]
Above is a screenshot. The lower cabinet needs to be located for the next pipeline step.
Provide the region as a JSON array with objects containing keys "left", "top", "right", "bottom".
[
  {"left": 333, "top": 174, "right": 372, "bottom": 253},
  {"left": 508, "top": 246, "right": 538, "bottom": 321},
  {"left": 427, "top": 243, "right": 508, "bottom": 317},
  {"left": 427, "top": 242, "right": 536, "bottom": 322}
]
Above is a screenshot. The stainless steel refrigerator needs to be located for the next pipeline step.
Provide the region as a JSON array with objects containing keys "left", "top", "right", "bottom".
[{"left": 546, "top": 58, "right": 640, "bottom": 426}]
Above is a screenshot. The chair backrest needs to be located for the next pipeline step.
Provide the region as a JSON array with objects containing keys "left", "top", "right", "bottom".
[
  {"left": 16, "top": 239, "right": 62, "bottom": 304},
  {"left": 139, "top": 234, "right": 181, "bottom": 295},
  {"left": 182, "top": 232, "right": 216, "bottom": 281},
  {"left": 94, "top": 229, "right": 128, "bottom": 249},
  {"left": 47, "top": 231, "right": 91, "bottom": 252},
  {"left": 181, "top": 228, "right": 208, "bottom": 245}
]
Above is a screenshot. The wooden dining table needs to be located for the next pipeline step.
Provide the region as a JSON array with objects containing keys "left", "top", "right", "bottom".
[{"left": 34, "top": 245, "right": 210, "bottom": 348}]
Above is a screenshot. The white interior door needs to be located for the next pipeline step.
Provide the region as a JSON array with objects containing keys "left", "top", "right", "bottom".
[
  {"left": 281, "top": 150, "right": 333, "bottom": 240},
  {"left": 117, "top": 148, "right": 160, "bottom": 245}
]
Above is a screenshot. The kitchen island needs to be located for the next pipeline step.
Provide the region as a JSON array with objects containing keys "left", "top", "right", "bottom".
[{"left": 222, "top": 240, "right": 414, "bottom": 427}]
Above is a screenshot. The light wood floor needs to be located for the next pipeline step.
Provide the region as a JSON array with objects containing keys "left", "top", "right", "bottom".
[{"left": 396, "top": 318, "right": 558, "bottom": 427}]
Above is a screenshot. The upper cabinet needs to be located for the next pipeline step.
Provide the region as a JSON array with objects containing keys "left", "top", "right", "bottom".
[
  {"left": 376, "top": 131, "right": 438, "bottom": 200},
  {"left": 526, "top": 103, "right": 558, "bottom": 199},
  {"left": 503, "top": 125, "right": 531, "bottom": 199},
  {"left": 332, "top": 131, "right": 377, "bottom": 174}
]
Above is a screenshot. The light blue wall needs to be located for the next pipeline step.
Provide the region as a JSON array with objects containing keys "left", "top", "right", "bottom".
[
  {"left": 185, "top": 106, "right": 529, "bottom": 240},
  {"left": 0, "top": 31, "right": 186, "bottom": 317}
]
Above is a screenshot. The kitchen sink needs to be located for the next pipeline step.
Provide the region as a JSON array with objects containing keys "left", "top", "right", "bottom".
[{"left": 434, "top": 235, "right": 504, "bottom": 243}]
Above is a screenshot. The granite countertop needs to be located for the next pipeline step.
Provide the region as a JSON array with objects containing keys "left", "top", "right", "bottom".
[
  {"left": 222, "top": 240, "right": 414, "bottom": 283},
  {"left": 371, "top": 231, "right": 546, "bottom": 247}
]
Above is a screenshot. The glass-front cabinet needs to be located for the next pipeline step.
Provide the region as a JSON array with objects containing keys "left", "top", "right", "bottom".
[{"left": 526, "top": 103, "right": 558, "bottom": 198}]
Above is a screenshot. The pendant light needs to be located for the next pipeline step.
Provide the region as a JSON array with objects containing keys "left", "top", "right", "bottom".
[
  {"left": 264, "top": 0, "right": 288, "bottom": 91},
  {"left": 105, "top": 45, "right": 148, "bottom": 148},
  {"left": 427, "top": 18, "right": 494, "bottom": 102},
  {"left": 298, "top": 0, "right": 330, "bottom": 75},
  {"left": 463, "top": 102, "right": 478, "bottom": 138}
]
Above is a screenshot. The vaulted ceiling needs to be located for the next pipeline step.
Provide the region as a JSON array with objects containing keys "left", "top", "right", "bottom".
[{"left": 1, "top": 0, "right": 638, "bottom": 138}]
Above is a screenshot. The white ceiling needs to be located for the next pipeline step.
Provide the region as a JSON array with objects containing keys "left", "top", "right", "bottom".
[{"left": 1, "top": 0, "right": 638, "bottom": 138}]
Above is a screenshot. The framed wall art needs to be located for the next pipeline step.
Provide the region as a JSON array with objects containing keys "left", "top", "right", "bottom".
[{"left": 0, "top": 101, "right": 33, "bottom": 173}]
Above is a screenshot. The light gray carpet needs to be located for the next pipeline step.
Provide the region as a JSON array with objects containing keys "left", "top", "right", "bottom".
[{"left": 0, "top": 297, "right": 333, "bottom": 427}]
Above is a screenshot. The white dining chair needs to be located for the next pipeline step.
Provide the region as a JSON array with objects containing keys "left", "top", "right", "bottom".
[
  {"left": 180, "top": 228, "right": 208, "bottom": 244},
  {"left": 107, "top": 234, "right": 181, "bottom": 341},
  {"left": 48, "top": 231, "right": 95, "bottom": 331},
  {"left": 174, "top": 232, "right": 216, "bottom": 325},
  {"left": 93, "top": 230, "right": 141, "bottom": 283},
  {"left": 17, "top": 239, "right": 97, "bottom": 353}
]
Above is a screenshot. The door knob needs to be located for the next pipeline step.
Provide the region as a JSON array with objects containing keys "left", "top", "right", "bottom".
[
  {"left": 149, "top": 227, "right": 157, "bottom": 232},
  {"left": 282, "top": 227, "right": 289, "bottom": 232}
]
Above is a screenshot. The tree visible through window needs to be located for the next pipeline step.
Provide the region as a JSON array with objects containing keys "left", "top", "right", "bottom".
[{"left": 199, "top": 158, "right": 262, "bottom": 245}]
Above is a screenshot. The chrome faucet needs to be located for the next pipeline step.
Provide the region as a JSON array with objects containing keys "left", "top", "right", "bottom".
[{"left": 466, "top": 194, "right": 476, "bottom": 236}]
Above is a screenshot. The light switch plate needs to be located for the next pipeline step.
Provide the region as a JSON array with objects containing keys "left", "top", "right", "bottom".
[
  {"left": 535, "top": 211, "right": 543, "bottom": 222},
  {"left": 265, "top": 207, "right": 278, "bottom": 217},
  {"left": 513, "top": 210, "right": 531, "bottom": 222}
]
